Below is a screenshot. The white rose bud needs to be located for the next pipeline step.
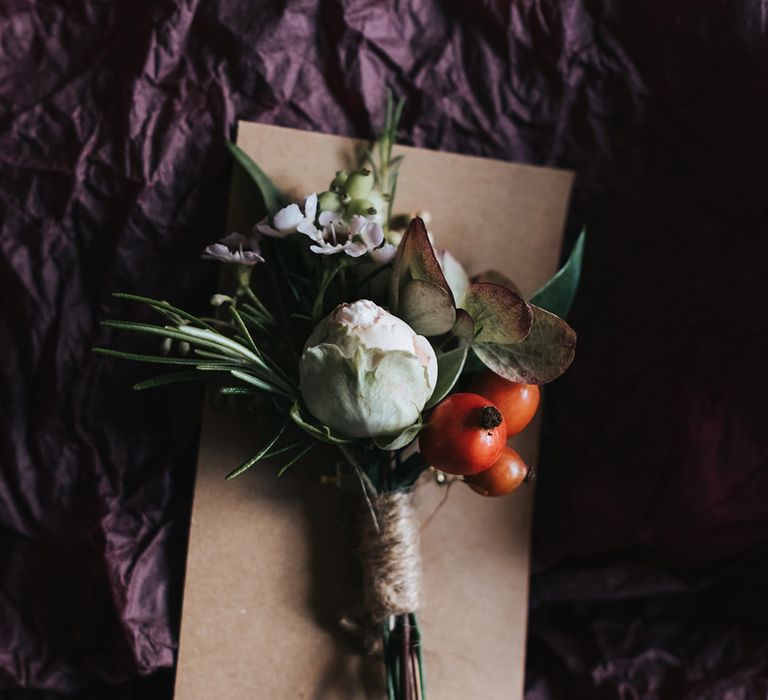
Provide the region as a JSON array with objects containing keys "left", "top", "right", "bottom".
[{"left": 299, "top": 300, "right": 438, "bottom": 438}]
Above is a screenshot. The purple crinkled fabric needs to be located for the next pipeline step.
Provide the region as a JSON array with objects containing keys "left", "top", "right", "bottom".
[{"left": 1, "top": 1, "right": 768, "bottom": 698}]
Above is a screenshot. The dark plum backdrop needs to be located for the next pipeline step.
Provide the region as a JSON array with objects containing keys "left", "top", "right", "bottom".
[{"left": 2, "top": 1, "right": 768, "bottom": 698}]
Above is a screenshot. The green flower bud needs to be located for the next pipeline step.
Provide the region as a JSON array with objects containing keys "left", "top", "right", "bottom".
[
  {"left": 317, "top": 190, "right": 343, "bottom": 213},
  {"left": 346, "top": 198, "right": 377, "bottom": 218},
  {"left": 366, "top": 190, "right": 388, "bottom": 224},
  {"left": 344, "top": 168, "right": 374, "bottom": 199},
  {"left": 329, "top": 170, "right": 348, "bottom": 193}
]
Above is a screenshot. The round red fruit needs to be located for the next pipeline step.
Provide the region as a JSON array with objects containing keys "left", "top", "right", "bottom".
[
  {"left": 419, "top": 393, "right": 507, "bottom": 475},
  {"left": 465, "top": 446, "right": 529, "bottom": 497},
  {"left": 468, "top": 372, "right": 540, "bottom": 437}
]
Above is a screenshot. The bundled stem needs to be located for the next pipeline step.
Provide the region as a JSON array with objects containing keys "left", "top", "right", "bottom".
[{"left": 358, "top": 491, "right": 425, "bottom": 699}]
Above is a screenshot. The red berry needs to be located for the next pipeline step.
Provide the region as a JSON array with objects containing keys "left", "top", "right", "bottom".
[
  {"left": 419, "top": 393, "right": 507, "bottom": 475},
  {"left": 468, "top": 372, "right": 540, "bottom": 437},
  {"left": 465, "top": 446, "right": 529, "bottom": 497}
]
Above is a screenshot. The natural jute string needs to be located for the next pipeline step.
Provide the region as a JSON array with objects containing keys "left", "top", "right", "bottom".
[{"left": 359, "top": 491, "right": 423, "bottom": 622}]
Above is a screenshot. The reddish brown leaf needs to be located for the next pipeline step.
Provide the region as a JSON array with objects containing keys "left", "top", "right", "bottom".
[
  {"left": 473, "top": 305, "right": 576, "bottom": 384},
  {"left": 463, "top": 282, "right": 532, "bottom": 344},
  {"left": 389, "top": 217, "right": 455, "bottom": 314}
]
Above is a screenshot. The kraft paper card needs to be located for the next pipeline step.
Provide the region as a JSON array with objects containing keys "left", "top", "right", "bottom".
[{"left": 174, "top": 122, "right": 573, "bottom": 699}]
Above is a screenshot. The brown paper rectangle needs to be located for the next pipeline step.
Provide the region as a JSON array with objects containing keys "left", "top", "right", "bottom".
[{"left": 174, "top": 122, "right": 573, "bottom": 699}]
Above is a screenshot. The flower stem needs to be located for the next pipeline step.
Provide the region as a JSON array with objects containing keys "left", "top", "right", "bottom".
[
  {"left": 355, "top": 261, "right": 392, "bottom": 293},
  {"left": 312, "top": 258, "right": 348, "bottom": 321},
  {"left": 382, "top": 612, "right": 425, "bottom": 700},
  {"left": 383, "top": 621, "right": 396, "bottom": 700},
  {"left": 243, "top": 286, "right": 274, "bottom": 322}
]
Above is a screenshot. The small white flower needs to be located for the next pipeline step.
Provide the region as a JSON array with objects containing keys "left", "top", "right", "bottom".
[
  {"left": 309, "top": 214, "right": 384, "bottom": 258},
  {"left": 369, "top": 241, "right": 398, "bottom": 265},
  {"left": 202, "top": 232, "right": 264, "bottom": 265},
  {"left": 256, "top": 193, "right": 319, "bottom": 239}
]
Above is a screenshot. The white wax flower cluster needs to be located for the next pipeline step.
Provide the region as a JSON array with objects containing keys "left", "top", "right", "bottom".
[
  {"left": 299, "top": 300, "right": 438, "bottom": 438},
  {"left": 257, "top": 193, "right": 388, "bottom": 258}
]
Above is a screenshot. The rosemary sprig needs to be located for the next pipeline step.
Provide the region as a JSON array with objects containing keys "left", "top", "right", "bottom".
[{"left": 99, "top": 296, "right": 298, "bottom": 404}]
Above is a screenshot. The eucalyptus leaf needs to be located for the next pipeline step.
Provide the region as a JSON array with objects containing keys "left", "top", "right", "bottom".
[
  {"left": 426, "top": 345, "right": 469, "bottom": 409},
  {"left": 226, "top": 142, "right": 287, "bottom": 217},
  {"left": 373, "top": 423, "right": 422, "bottom": 451},
  {"left": 463, "top": 282, "right": 533, "bottom": 344},
  {"left": 389, "top": 217, "right": 455, "bottom": 316},
  {"left": 473, "top": 305, "right": 576, "bottom": 384},
  {"left": 400, "top": 279, "right": 456, "bottom": 336},
  {"left": 530, "top": 229, "right": 585, "bottom": 318},
  {"left": 470, "top": 270, "right": 521, "bottom": 294},
  {"left": 451, "top": 309, "right": 475, "bottom": 341}
]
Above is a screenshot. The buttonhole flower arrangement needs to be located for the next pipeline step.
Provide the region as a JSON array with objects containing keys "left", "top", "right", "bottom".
[{"left": 96, "top": 94, "right": 584, "bottom": 700}]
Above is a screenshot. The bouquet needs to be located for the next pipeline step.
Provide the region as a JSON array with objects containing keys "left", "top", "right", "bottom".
[{"left": 97, "top": 96, "right": 582, "bottom": 699}]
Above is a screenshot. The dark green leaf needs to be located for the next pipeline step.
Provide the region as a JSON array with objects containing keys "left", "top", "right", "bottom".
[
  {"left": 93, "top": 347, "right": 216, "bottom": 366},
  {"left": 530, "top": 229, "right": 585, "bottom": 318},
  {"left": 426, "top": 345, "right": 469, "bottom": 409},
  {"left": 289, "top": 402, "right": 354, "bottom": 445},
  {"left": 230, "top": 369, "right": 293, "bottom": 398},
  {"left": 226, "top": 142, "right": 287, "bottom": 217},
  {"left": 112, "top": 293, "right": 217, "bottom": 331},
  {"left": 133, "top": 371, "right": 211, "bottom": 390},
  {"left": 264, "top": 440, "right": 309, "bottom": 460},
  {"left": 391, "top": 453, "right": 427, "bottom": 491},
  {"left": 226, "top": 420, "right": 288, "bottom": 479},
  {"left": 373, "top": 423, "right": 422, "bottom": 451},
  {"left": 177, "top": 325, "right": 263, "bottom": 363},
  {"left": 102, "top": 320, "right": 243, "bottom": 359},
  {"left": 277, "top": 443, "right": 314, "bottom": 477},
  {"left": 193, "top": 363, "right": 238, "bottom": 371},
  {"left": 462, "top": 349, "right": 487, "bottom": 375},
  {"left": 229, "top": 305, "right": 259, "bottom": 354},
  {"left": 193, "top": 349, "right": 246, "bottom": 364},
  {"left": 473, "top": 305, "right": 576, "bottom": 384}
]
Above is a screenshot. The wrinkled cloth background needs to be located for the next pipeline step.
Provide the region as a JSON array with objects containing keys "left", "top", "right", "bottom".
[{"left": 2, "top": 1, "right": 768, "bottom": 698}]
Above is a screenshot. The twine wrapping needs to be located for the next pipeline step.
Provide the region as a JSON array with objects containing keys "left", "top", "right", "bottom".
[{"left": 359, "top": 491, "right": 423, "bottom": 622}]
